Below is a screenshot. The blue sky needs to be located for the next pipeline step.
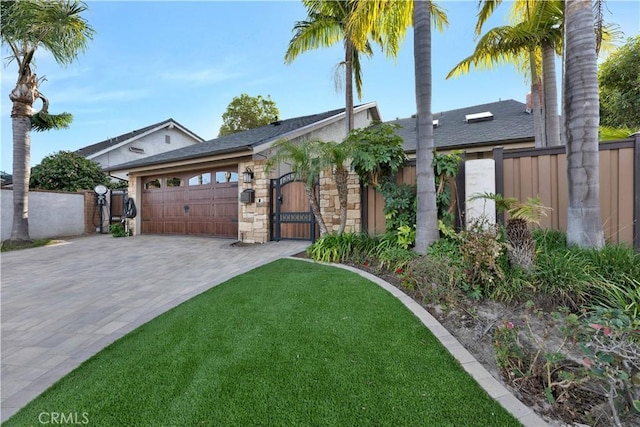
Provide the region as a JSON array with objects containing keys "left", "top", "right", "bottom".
[{"left": 1, "top": 0, "right": 638, "bottom": 173}]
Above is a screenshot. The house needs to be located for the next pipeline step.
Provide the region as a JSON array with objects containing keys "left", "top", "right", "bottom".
[
  {"left": 107, "top": 103, "right": 381, "bottom": 243},
  {"left": 390, "top": 99, "right": 534, "bottom": 159},
  {"left": 0, "top": 171, "right": 12, "bottom": 189},
  {"left": 77, "top": 118, "right": 204, "bottom": 181}
]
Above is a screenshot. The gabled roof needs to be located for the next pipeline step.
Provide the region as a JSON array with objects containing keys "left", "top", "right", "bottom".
[
  {"left": 108, "top": 103, "right": 380, "bottom": 172},
  {"left": 76, "top": 118, "right": 204, "bottom": 158},
  {"left": 390, "top": 99, "right": 534, "bottom": 152}
]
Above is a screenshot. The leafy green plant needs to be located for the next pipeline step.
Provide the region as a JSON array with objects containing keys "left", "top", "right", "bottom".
[
  {"left": 110, "top": 223, "right": 127, "bottom": 238},
  {"left": 581, "top": 307, "right": 640, "bottom": 426},
  {"left": 433, "top": 150, "right": 462, "bottom": 227},
  {"left": 396, "top": 224, "right": 416, "bottom": 249},
  {"left": 493, "top": 320, "right": 526, "bottom": 374},
  {"left": 458, "top": 222, "right": 506, "bottom": 299},
  {"left": 29, "top": 151, "right": 111, "bottom": 192},
  {"left": 346, "top": 123, "right": 407, "bottom": 187},
  {"left": 378, "top": 181, "right": 417, "bottom": 233}
]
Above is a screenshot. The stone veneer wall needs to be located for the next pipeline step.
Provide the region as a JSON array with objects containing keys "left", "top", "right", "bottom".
[
  {"left": 238, "top": 161, "right": 362, "bottom": 242},
  {"left": 238, "top": 160, "right": 270, "bottom": 243},
  {"left": 126, "top": 176, "right": 138, "bottom": 235},
  {"left": 319, "top": 169, "right": 361, "bottom": 234}
]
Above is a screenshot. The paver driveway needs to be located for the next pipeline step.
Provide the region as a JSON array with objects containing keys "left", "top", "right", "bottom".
[{"left": 1, "top": 234, "right": 309, "bottom": 421}]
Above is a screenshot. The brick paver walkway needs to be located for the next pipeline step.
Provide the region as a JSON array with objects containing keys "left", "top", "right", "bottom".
[{"left": 1, "top": 234, "right": 308, "bottom": 421}]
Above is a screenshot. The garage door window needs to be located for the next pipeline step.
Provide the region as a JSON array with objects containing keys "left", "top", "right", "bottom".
[
  {"left": 144, "top": 178, "right": 162, "bottom": 190},
  {"left": 216, "top": 171, "right": 238, "bottom": 183},
  {"left": 188, "top": 173, "right": 211, "bottom": 186},
  {"left": 166, "top": 177, "right": 184, "bottom": 187}
]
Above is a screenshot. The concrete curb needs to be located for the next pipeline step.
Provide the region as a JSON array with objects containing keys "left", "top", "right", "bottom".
[{"left": 290, "top": 258, "right": 549, "bottom": 427}]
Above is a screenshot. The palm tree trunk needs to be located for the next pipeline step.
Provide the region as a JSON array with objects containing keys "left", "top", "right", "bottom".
[
  {"left": 334, "top": 167, "right": 349, "bottom": 235},
  {"left": 7, "top": 68, "right": 38, "bottom": 243},
  {"left": 563, "top": 0, "right": 604, "bottom": 248},
  {"left": 305, "top": 184, "right": 329, "bottom": 237},
  {"left": 413, "top": 0, "right": 439, "bottom": 254},
  {"left": 542, "top": 43, "right": 561, "bottom": 146},
  {"left": 344, "top": 39, "right": 355, "bottom": 133},
  {"left": 530, "top": 50, "right": 545, "bottom": 148},
  {"left": 10, "top": 114, "right": 32, "bottom": 242}
]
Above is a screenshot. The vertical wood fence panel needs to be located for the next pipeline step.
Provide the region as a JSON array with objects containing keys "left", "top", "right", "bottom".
[{"left": 494, "top": 137, "right": 638, "bottom": 249}]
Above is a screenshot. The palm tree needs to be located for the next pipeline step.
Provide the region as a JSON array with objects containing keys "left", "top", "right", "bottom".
[
  {"left": 285, "top": 0, "right": 372, "bottom": 133},
  {"left": 449, "top": 0, "right": 563, "bottom": 147},
  {"left": 1, "top": 0, "right": 94, "bottom": 244},
  {"left": 265, "top": 139, "right": 329, "bottom": 237},
  {"left": 318, "top": 140, "right": 352, "bottom": 235},
  {"left": 563, "top": 0, "right": 604, "bottom": 248},
  {"left": 346, "top": 1, "right": 447, "bottom": 254},
  {"left": 412, "top": 1, "right": 440, "bottom": 254}
]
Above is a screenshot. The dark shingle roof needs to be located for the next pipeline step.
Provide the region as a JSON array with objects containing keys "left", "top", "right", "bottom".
[
  {"left": 390, "top": 99, "right": 534, "bottom": 152},
  {"left": 108, "top": 107, "right": 346, "bottom": 171},
  {"left": 77, "top": 118, "right": 202, "bottom": 157}
]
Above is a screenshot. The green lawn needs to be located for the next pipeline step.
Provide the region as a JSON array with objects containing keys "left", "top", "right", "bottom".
[{"left": 4, "top": 259, "right": 520, "bottom": 426}]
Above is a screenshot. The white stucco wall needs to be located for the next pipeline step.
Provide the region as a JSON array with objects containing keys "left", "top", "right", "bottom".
[
  {"left": 465, "top": 159, "right": 496, "bottom": 228},
  {"left": 1, "top": 190, "right": 85, "bottom": 240},
  {"left": 92, "top": 128, "right": 201, "bottom": 180}
]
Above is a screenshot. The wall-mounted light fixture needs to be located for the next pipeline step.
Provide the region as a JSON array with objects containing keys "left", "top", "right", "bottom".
[{"left": 242, "top": 167, "right": 254, "bottom": 183}]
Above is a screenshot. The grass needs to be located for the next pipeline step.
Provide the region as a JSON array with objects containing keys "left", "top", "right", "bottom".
[
  {"left": 0, "top": 238, "right": 56, "bottom": 252},
  {"left": 4, "top": 259, "right": 520, "bottom": 427}
]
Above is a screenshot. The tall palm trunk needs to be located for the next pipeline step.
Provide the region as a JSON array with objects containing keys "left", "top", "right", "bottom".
[
  {"left": 542, "top": 43, "right": 561, "bottom": 146},
  {"left": 344, "top": 39, "right": 354, "bottom": 133},
  {"left": 413, "top": 0, "right": 439, "bottom": 254},
  {"left": 563, "top": 0, "right": 604, "bottom": 248},
  {"left": 529, "top": 50, "right": 545, "bottom": 147},
  {"left": 8, "top": 67, "right": 38, "bottom": 242}
]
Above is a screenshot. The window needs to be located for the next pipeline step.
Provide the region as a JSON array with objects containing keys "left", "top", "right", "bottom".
[
  {"left": 166, "top": 177, "right": 183, "bottom": 187},
  {"left": 144, "top": 178, "right": 161, "bottom": 189},
  {"left": 165, "top": 135, "right": 171, "bottom": 144},
  {"left": 129, "top": 146, "right": 145, "bottom": 154},
  {"left": 188, "top": 173, "right": 212, "bottom": 186},
  {"left": 216, "top": 171, "right": 238, "bottom": 183}
]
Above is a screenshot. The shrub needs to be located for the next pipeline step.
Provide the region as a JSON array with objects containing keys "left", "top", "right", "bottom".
[
  {"left": 458, "top": 222, "right": 506, "bottom": 300},
  {"left": 110, "top": 223, "right": 127, "bottom": 238},
  {"left": 403, "top": 255, "right": 463, "bottom": 304}
]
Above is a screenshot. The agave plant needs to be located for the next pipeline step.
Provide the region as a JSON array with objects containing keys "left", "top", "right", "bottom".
[{"left": 470, "top": 192, "right": 551, "bottom": 270}]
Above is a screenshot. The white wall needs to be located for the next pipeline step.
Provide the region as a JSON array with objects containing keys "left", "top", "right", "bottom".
[
  {"left": 92, "top": 128, "right": 201, "bottom": 180},
  {"left": 1, "top": 190, "right": 85, "bottom": 240}
]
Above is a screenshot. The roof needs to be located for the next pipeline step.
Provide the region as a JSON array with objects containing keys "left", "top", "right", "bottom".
[
  {"left": 389, "top": 99, "right": 534, "bottom": 152},
  {"left": 76, "top": 118, "right": 204, "bottom": 158},
  {"left": 108, "top": 104, "right": 378, "bottom": 172},
  {"left": 0, "top": 171, "right": 12, "bottom": 187}
]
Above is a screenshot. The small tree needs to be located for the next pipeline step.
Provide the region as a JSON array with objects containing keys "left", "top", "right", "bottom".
[
  {"left": 218, "top": 94, "right": 279, "bottom": 136},
  {"left": 318, "top": 141, "right": 352, "bottom": 235},
  {"left": 30, "top": 151, "right": 110, "bottom": 192},
  {"left": 265, "top": 139, "right": 329, "bottom": 237},
  {"left": 599, "top": 35, "right": 640, "bottom": 130}
]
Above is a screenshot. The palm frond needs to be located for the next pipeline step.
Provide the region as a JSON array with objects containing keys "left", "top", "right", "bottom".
[{"left": 31, "top": 111, "right": 72, "bottom": 132}]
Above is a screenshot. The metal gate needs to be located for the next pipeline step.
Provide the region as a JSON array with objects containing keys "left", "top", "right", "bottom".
[{"left": 270, "top": 172, "right": 317, "bottom": 241}]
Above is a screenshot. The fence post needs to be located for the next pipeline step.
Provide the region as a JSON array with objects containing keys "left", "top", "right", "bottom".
[
  {"left": 634, "top": 135, "right": 640, "bottom": 251},
  {"left": 455, "top": 154, "right": 466, "bottom": 231},
  {"left": 493, "top": 147, "right": 505, "bottom": 225}
]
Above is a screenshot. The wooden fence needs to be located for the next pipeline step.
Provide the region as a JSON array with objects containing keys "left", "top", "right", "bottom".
[
  {"left": 363, "top": 135, "right": 639, "bottom": 250},
  {"left": 494, "top": 136, "right": 639, "bottom": 250}
]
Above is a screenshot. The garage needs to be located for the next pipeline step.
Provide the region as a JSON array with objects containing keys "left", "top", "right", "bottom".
[{"left": 141, "top": 168, "right": 238, "bottom": 237}]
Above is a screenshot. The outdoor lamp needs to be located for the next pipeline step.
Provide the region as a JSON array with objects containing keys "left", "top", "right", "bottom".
[{"left": 243, "top": 167, "right": 254, "bottom": 183}]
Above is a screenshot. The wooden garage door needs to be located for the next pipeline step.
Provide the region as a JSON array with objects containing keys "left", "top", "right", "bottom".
[{"left": 141, "top": 169, "right": 238, "bottom": 237}]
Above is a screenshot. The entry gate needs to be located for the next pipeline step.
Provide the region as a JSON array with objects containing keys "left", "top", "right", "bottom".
[{"left": 270, "top": 172, "right": 317, "bottom": 241}]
